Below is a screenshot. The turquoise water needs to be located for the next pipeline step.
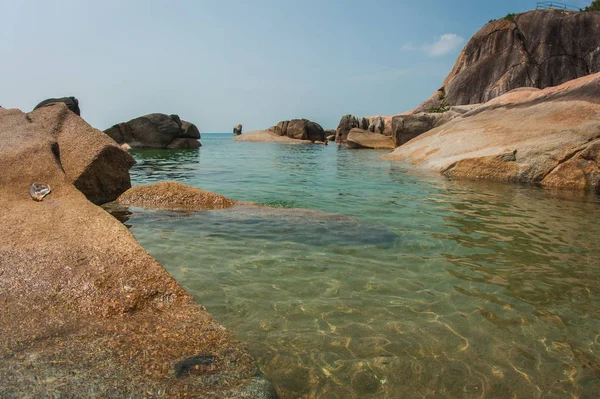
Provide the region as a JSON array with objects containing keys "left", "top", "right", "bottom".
[{"left": 126, "top": 134, "right": 600, "bottom": 398}]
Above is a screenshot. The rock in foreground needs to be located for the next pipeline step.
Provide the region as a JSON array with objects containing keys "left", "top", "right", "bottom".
[
  {"left": 383, "top": 73, "right": 600, "bottom": 193},
  {"left": 116, "top": 181, "right": 235, "bottom": 211},
  {"left": 346, "top": 128, "right": 395, "bottom": 149},
  {"left": 105, "top": 113, "right": 201, "bottom": 149},
  {"left": 0, "top": 106, "right": 274, "bottom": 398}
]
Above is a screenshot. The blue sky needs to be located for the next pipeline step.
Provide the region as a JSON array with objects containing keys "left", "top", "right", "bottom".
[{"left": 0, "top": 0, "right": 592, "bottom": 131}]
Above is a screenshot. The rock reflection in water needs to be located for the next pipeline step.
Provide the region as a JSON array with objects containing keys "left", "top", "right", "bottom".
[{"left": 129, "top": 149, "right": 200, "bottom": 183}]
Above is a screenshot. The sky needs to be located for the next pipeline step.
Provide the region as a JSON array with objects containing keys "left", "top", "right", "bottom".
[{"left": 0, "top": 0, "right": 593, "bottom": 132}]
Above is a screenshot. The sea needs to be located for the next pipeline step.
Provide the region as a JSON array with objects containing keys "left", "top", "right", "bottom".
[{"left": 124, "top": 133, "right": 600, "bottom": 399}]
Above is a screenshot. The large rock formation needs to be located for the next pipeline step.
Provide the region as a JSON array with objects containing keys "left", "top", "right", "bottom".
[
  {"left": 267, "top": 119, "right": 325, "bottom": 142},
  {"left": 116, "top": 181, "right": 236, "bottom": 211},
  {"left": 0, "top": 104, "right": 274, "bottom": 398},
  {"left": 33, "top": 96, "right": 81, "bottom": 116},
  {"left": 383, "top": 73, "right": 600, "bottom": 193},
  {"left": 417, "top": 9, "right": 600, "bottom": 112},
  {"left": 105, "top": 113, "right": 201, "bottom": 149},
  {"left": 346, "top": 128, "right": 395, "bottom": 149}
]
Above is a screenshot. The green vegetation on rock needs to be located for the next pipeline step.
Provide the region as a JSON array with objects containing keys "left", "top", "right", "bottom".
[{"left": 585, "top": 0, "right": 600, "bottom": 11}]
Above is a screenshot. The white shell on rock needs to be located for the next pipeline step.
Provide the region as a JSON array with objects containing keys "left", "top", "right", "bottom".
[{"left": 30, "top": 182, "right": 51, "bottom": 201}]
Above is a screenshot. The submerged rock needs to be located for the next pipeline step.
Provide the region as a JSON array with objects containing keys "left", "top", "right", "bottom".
[
  {"left": 0, "top": 105, "right": 274, "bottom": 398},
  {"left": 105, "top": 113, "right": 201, "bottom": 149},
  {"left": 384, "top": 73, "right": 600, "bottom": 193},
  {"left": 116, "top": 181, "right": 235, "bottom": 211}
]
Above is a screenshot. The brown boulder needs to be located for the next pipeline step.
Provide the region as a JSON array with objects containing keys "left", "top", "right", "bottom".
[
  {"left": 417, "top": 9, "right": 600, "bottom": 112},
  {"left": 27, "top": 103, "right": 134, "bottom": 204},
  {"left": 384, "top": 73, "right": 600, "bottom": 193},
  {"left": 265, "top": 119, "right": 325, "bottom": 142},
  {"left": 336, "top": 115, "right": 361, "bottom": 141},
  {"left": 116, "top": 181, "right": 235, "bottom": 211},
  {"left": 180, "top": 120, "right": 201, "bottom": 139},
  {"left": 346, "top": 128, "right": 395, "bottom": 149},
  {"left": 33, "top": 96, "right": 81, "bottom": 116},
  {"left": 0, "top": 106, "right": 273, "bottom": 397}
]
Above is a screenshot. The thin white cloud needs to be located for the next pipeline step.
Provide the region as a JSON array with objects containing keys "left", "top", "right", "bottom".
[
  {"left": 400, "top": 33, "right": 465, "bottom": 57},
  {"left": 426, "top": 34, "right": 465, "bottom": 56}
]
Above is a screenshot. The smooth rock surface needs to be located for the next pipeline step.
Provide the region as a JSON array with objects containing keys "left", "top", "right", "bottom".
[
  {"left": 116, "top": 181, "right": 235, "bottom": 211},
  {"left": 0, "top": 106, "right": 273, "bottom": 398},
  {"left": 417, "top": 9, "right": 600, "bottom": 111},
  {"left": 384, "top": 73, "right": 600, "bottom": 192},
  {"left": 346, "top": 128, "right": 395, "bottom": 149}
]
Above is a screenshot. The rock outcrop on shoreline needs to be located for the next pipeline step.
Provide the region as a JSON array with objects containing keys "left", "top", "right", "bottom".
[
  {"left": 116, "top": 181, "right": 235, "bottom": 211},
  {"left": 267, "top": 119, "right": 325, "bottom": 142},
  {"left": 0, "top": 105, "right": 274, "bottom": 398},
  {"left": 233, "top": 124, "right": 243, "bottom": 135},
  {"left": 336, "top": 114, "right": 393, "bottom": 141},
  {"left": 105, "top": 113, "right": 202, "bottom": 149},
  {"left": 383, "top": 73, "right": 600, "bottom": 193},
  {"left": 346, "top": 128, "right": 395, "bottom": 149},
  {"left": 416, "top": 9, "right": 600, "bottom": 112},
  {"left": 33, "top": 96, "right": 81, "bottom": 116}
]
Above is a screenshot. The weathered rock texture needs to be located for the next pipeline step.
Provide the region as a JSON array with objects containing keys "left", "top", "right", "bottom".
[
  {"left": 33, "top": 96, "right": 81, "bottom": 116},
  {"left": 417, "top": 9, "right": 600, "bottom": 112},
  {"left": 117, "top": 181, "right": 235, "bottom": 211},
  {"left": 383, "top": 73, "right": 600, "bottom": 193},
  {"left": 267, "top": 119, "right": 325, "bottom": 142},
  {"left": 0, "top": 105, "right": 274, "bottom": 398},
  {"left": 105, "top": 113, "right": 201, "bottom": 149},
  {"left": 346, "top": 128, "right": 395, "bottom": 150}
]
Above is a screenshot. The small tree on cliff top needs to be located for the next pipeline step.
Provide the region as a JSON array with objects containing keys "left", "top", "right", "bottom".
[{"left": 586, "top": 0, "right": 600, "bottom": 11}]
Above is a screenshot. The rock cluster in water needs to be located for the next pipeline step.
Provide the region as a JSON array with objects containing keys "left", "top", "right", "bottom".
[{"left": 105, "top": 113, "right": 201, "bottom": 149}]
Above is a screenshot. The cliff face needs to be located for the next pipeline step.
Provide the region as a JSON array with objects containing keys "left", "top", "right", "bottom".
[{"left": 417, "top": 9, "right": 600, "bottom": 111}]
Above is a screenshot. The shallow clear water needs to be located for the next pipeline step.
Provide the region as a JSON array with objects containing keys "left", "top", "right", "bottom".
[{"left": 126, "top": 134, "right": 600, "bottom": 398}]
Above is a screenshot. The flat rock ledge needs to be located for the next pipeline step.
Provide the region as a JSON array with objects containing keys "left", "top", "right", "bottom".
[
  {"left": 116, "top": 181, "right": 235, "bottom": 211},
  {"left": 0, "top": 105, "right": 275, "bottom": 398},
  {"left": 383, "top": 73, "right": 600, "bottom": 193},
  {"left": 233, "top": 129, "right": 312, "bottom": 143}
]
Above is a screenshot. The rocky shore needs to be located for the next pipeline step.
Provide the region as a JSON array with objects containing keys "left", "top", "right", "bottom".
[
  {"left": 0, "top": 104, "right": 274, "bottom": 398},
  {"left": 234, "top": 119, "right": 326, "bottom": 143}
]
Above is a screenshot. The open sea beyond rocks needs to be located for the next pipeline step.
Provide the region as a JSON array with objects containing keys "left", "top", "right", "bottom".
[{"left": 125, "top": 134, "right": 600, "bottom": 398}]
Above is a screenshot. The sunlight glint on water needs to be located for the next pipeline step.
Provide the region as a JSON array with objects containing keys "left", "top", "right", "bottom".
[{"left": 126, "top": 134, "right": 600, "bottom": 398}]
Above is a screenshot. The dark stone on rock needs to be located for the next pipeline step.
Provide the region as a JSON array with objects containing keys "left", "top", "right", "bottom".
[
  {"left": 105, "top": 113, "right": 201, "bottom": 149},
  {"left": 417, "top": 9, "right": 600, "bottom": 111},
  {"left": 166, "top": 138, "right": 202, "bottom": 149},
  {"left": 180, "top": 120, "right": 200, "bottom": 139},
  {"left": 233, "top": 124, "right": 243, "bottom": 136},
  {"left": 33, "top": 96, "right": 80, "bottom": 116},
  {"left": 175, "top": 355, "right": 216, "bottom": 377}
]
